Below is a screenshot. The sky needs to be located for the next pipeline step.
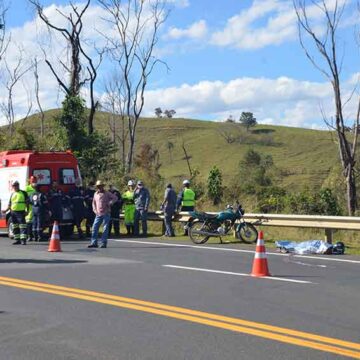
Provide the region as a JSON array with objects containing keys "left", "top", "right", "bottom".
[{"left": 1, "top": 0, "right": 360, "bottom": 129}]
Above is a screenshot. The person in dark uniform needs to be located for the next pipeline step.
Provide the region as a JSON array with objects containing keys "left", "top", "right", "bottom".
[
  {"left": 47, "top": 180, "right": 63, "bottom": 235},
  {"left": 84, "top": 181, "right": 96, "bottom": 238},
  {"left": 29, "top": 184, "right": 49, "bottom": 241},
  {"left": 69, "top": 178, "right": 86, "bottom": 239},
  {"left": 108, "top": 185, "right": 122, "bottom": 236}
]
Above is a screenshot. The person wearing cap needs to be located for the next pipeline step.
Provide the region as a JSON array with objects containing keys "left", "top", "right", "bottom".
[
  {"left": 69, "top": 178, "right": 86, "bottom": 239},
  {"left": 84, "top": 181, "right": 96, "bottom": 237},
  {"left": 88, "top": 180, "right": 118, "bottom": 248},
  {"left": 108, "top": 184, "right": 122, "bottom": 236},
  {"left": 122, "top": 180, "right": 136, "bottom": 235},
  {"left": 176, "top": 179, "right": 196, "bottom": 235},
  {"left": 161, "top": 183, "right": 177, "bottom": 237},
  {"left": 3, "top": 181, "right": 29, "bottom": 245},
  {"left": 134, "top": 180, "right": 150, "bottom": 237},
  {"left": 25, "top": 176, "right": 37, "bottom": 242}
]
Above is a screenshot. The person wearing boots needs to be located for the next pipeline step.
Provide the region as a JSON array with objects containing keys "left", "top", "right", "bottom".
[
  {"left": 29, "top": 184, "right": 49, "bottom": 241},
  {"left": 122, "top": 180, "right": 136, "bottom": 236},
  {"left": 134, "top": 180, "right": 150, "bottom": 237},
  {"left": 84, "top": 181, "right": 96, "bottom": 238},
  {"left": 176, "top": 179, "right": 196, "bottom": 235},
  {"left": 3, "top": 181, "right": 29, "bottom": 245},
  {"left": 25, "top": 176, "right": 37, "bottom": 242},
  {"left": 69, "top": 178, "right": 86, "bottom": 239},
  {"left": 108, "top": 185, "right": 122, "bottom": 236},
  {"left": 161, "top": 183, "right": 177, "bottom": 237}
]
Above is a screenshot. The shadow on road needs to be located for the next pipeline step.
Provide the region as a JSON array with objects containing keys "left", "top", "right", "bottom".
[{"left": 0, "top": 259, "right": 88, "bottom": 264}]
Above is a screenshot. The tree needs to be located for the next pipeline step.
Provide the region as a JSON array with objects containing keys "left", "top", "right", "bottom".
[
  {"left": 239, "top": 112, "right": 257, "bottom": 131},
  {"left": 294, "top": 0, "right": 359, "bottom": 216},
  {"left": 154, "top": 107, "right": 162, "bottom": 118},
  {"left": 0, "top": 49, "right": 32, "bottom": 136},
  {"left": 164, "top": 109, "right": 176, "bottom": 118},
  {"left": 207, "top": 166, "right": 223, "bottom": 205},
  {"left": 33, "top": 57, "right": 45, "bottom": 137},
  {"left": 166, "top": 141, "right": 174, "bottom": 163},
  {"left": 98, "top": 0, "right": 169, "bottom": 173},
  {"left": 29, "top": 0, "right": 102, "bottom": 135}
]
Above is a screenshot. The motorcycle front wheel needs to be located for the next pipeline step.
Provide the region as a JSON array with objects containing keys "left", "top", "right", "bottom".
[
  {"left": 189, "top": 221, "right": 210, "bottom": 244},
  {"left": 236, "top": 223, "right": 258, "bottom": 244}
]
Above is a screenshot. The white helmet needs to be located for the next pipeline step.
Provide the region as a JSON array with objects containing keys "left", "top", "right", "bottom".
[
  {"left": 183, "top": 179, "right": 190, "bottom": 185},
  {"left": 127, "top": 180, "right": 135, "bottom": 186}
]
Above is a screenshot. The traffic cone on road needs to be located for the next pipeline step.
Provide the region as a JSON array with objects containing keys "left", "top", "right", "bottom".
[
  {"left": 48, "top": 221, "right": 62, "bottom": 252},
  {"left": 251, "top": 231, "right": 271, "bottom": 277}
]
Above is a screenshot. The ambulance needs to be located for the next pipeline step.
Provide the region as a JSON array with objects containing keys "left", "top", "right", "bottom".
[{"left": 0, "top": 150, "right": 82, "bottom": 236}]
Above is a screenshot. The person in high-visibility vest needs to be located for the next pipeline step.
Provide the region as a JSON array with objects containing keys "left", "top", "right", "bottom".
[
  {"left": 176, "top": 179, "right": 196, "bottom": 235},
  {"left": 3, "top": 181, "right": 29, "bottom": 245},
  {"left": 122, "top": 180, "right": 136, "bottom": 236},
  {"left": 25, "top": 176, "right": 37, "bottom": 242}
]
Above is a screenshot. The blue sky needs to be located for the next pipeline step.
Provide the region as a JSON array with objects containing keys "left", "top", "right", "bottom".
[{"left": 1, "top": 0, "right": 360, "bottom": 128}]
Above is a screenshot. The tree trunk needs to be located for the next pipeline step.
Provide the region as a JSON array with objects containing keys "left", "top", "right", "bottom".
[
  {"left": 88, "top": 106, "right": 95, "bottom": 135},
  {"left": 346, "top": 166, "right": 357, "bottom": 216}
]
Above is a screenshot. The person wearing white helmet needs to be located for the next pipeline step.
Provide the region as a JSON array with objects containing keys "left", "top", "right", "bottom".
[
  {"left": 134, "top": 180, "right": 150, "bottom": 237},
  {"left": 122, "top": 180, "right": 136, "bottom": 235},
  {"left": 176, "top": 179, "right": 196, "bottom": 235}
]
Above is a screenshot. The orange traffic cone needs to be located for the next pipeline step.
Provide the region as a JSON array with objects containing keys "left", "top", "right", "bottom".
[
  {"left": 251, "top": 231, "right": 270, "bottom": 277},
  {"left": 48, "top": 221, "right": 62, "bottom": 252}
]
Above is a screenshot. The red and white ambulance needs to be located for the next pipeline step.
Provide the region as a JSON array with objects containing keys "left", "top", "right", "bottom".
[{"left": 0, "top": 150, "right": 82, "bottom": 235}]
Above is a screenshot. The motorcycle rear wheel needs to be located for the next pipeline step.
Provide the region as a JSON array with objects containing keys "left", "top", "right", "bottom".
[
  {"left": 189, "top": 221, "right": 210, "bottom": 244},
  {"left": 236, "top": 223, "right": 258, "bottom": 244}
]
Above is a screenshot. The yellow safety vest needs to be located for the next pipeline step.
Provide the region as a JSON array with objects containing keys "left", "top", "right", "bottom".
[
  {"left": 122, "top": 191, "right": 135, "bottom": 205},
  {"left": 182, "top": 188, "right": 195, "bottom": 207},
  {"left": 10, "top": 191, "right": 27, "bottom": 211}
]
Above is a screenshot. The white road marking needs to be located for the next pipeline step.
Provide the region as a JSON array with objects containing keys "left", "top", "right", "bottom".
[
  {"left": 110, "top": 239, "right": 360, "bottom": 264},
  {"left": 162, "top": 265, "right": 314, "bottom": 284}
]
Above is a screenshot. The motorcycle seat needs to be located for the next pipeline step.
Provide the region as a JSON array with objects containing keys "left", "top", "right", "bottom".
[{"left": 193, "top": 211, "right": 218, "bottom": 220}]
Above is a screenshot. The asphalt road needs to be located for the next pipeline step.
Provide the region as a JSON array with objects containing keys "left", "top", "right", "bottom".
[{"left": 1, "top": 235, "right": 360, "bottom": 360}]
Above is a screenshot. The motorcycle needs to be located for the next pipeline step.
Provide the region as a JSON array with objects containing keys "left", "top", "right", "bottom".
[{"left": 187, "top": 203, "right": 258, "bottom": 244}]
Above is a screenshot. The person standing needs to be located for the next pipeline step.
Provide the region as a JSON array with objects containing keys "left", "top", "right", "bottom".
[
  {"left": 134, "top": 180, "right": 150, "bottom": 237},
  {"left": 25, "top": 176, "right": 37, "bottom": 242},
  {"left": 29, "top": 184, "right": 49, "bottom": 242},
  {"left": 88, "top": 180, "right": 118, "bottom": 248},
  {"left": 84, "top": 181, "right": 96, "bottom": 238},
  {"left": 48, "top": 181, "right": 62, "bottom": 223},
  {"left": 161, "top": 183, "right": 177, "bottom": 237},
  {"left": 69, "top": 178, "right": 86, "bottom": 239},
  {"left": 122, "top": 180, "right": 136, "bottom": 236},
  {"left": 3, "top": 181, "right": 29, "bottom": 245},
  {"left": 176, "top": 179, "right": 196, "bottom": 235},
  {"left": 109, "top": 185, "right": 122, "bottom": 236}
]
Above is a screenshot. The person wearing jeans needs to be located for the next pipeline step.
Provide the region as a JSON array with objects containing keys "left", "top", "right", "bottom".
[{"left": 88, "top": 180, "right": 118, "bottom": 249}]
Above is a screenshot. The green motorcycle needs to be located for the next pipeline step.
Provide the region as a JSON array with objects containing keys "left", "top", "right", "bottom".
[{"left": 187, "top": 203, "right": 258, "bottom": 244}]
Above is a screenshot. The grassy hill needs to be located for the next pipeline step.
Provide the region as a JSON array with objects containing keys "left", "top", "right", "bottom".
[{"left": 2, "top": 109, "right": 339, "bottom": 191}]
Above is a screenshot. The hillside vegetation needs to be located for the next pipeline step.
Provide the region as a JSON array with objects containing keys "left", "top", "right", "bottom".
[{"left": 1, "top": 110, "right": 339, "bottom": 192}]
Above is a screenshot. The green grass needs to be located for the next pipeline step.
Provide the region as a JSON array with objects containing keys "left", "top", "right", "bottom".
[{"left": 13, "top": 110, "right": 339, "bottom": 193}]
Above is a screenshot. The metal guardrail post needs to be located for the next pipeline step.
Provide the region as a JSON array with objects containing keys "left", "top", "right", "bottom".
[{"left": 324, "top": 228, "right": 333, "bottom": 244}]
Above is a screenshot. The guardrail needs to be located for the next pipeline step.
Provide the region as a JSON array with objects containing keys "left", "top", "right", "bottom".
[{"left": 123, "top": 211, "right": 360, "bottom": 243}]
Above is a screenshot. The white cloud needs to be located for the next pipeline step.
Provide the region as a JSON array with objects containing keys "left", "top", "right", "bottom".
[
  {"left": 143, "top": 75, "right": 359, "bottom": 128},
  {"left": 210, "top": 0, "right": 352, "bottom": 50},
  {"left": 166, "top": 20, "right": 207, "bottom": 40}
]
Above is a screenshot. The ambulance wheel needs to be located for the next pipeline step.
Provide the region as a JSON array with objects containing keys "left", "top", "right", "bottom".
[{"left": 7, "top": 219, "right": 14, "bottom": 239}]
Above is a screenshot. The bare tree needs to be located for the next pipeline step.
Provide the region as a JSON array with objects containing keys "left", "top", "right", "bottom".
[
  {"left": 33, "top": 57, "right": 45, "bottom": 137},
  {"left": 29, "top": 0, "right": 102, "bottom": 134},
  {"left": 0, "top": 50, "right": 33, "bottom": 135},
  {"left": 98, "top": 0, "right": 168, "bottom": 173},
  {"left": 181, "top": 140, "right": 192, "bottom": 177},
  {"left": 103, "top": 73, "right": 129, "bottom": 169},
  {"left": 0, "top": 2, "right": 9, "bottom": 63},
  {"left": 294, "top": 0, "right": 360, "bottom": 216},
  {"left": 166, "top": 141, "right": 174, "bottom": 163}
]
